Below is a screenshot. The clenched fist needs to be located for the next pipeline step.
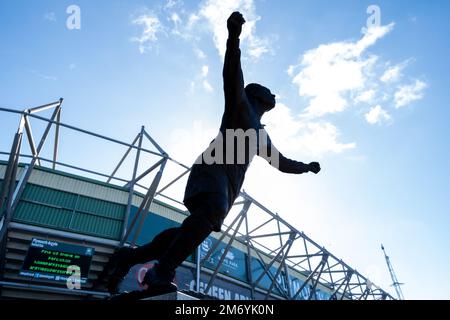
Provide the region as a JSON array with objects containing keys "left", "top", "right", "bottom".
[
  {"left": 227, "top": 11, "right": 245, "bottom": 38},
  {"left": 308, "top": 162, "right": 321, "bottom": 174}
]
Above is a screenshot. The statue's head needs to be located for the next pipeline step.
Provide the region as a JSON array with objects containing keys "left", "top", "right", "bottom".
[{"left": 245, "top": 83, "right": 276, "bottom": 112}]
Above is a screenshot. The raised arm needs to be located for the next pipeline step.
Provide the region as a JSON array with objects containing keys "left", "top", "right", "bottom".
[
  {"left": 257, "top": 128, "right": 321, "bottom": 174},
  {"left": 223, "top": 12, "right": 246, "bottom": 110}
]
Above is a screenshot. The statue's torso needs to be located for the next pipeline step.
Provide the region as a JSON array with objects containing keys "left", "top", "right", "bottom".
[{"left": 184, "top": 97, "right": 261, "bottom": 204}]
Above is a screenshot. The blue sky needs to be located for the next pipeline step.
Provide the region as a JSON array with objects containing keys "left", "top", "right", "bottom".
[{"left": 1, "top": 0, "right": 449, "bottom": 299}]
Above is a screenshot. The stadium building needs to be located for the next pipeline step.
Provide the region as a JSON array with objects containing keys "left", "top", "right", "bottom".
[{"left": 0, "top": 100, "right": 394, "bottom": 300}]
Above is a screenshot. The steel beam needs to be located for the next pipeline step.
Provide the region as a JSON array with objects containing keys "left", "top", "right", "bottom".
[
  {"left": 200, "top": 203, "right": 249, "bottom": 265},
  {"left": 121, "top": 127, "right": 144, "bottom": 243},
  {"left": 196, "top": 245, "right": 201, "bottom": 293},
  {"left": 264, "top": 233, "right": 295, "bottom": 299},
  {"left": 292, "top": 253, "right": 327, "bottom": 300},
  {"left": 28, "top": 100, "right": 61, "bottom": 114},
  {"left": 0, "top": 132, "right": 23, "bottom": 214},
  {"left": 120, "top": 185, "right": 151, "bottom": 246},
  {"left": 0, "top": 107, "right": 162, "bottom": 157},
  {"left": 106, "top": 134, "right": 140, "bottom": 183},
  {"left": 247, "top": 217, "right": 275, "bottom": 235},
  {"left": 10, "top": 107, "right": 60, "bottom": 215},
  {"left": 131, "top": 159, "right": 167, "bottom": 245},
  {"left": 283, "top": 260, "right": 292, "bottom": 299},
  {"left": 203, "top": 201, "right": 250, "bottom": 294},
  {"left": 52, "top": 107, "right": 61, "bottom": 170},
  {"left": 253, "top": 238, "right": 291, "bottom": 288},
  {"left": 127, "top": 158, "right": 165, "bottom": 188},
  {"left": 308, "top": 254, "right": 329, "bottom": 300},
  {"left": 156, "top": 167, "right": 191, "bottom": 196},
  {"left": 248, "top": 240, "right": 289, "bottom": 298},
  {"left": 23, "top": 116, "right": 41, "bottom": 166},
  {"left": 249, "top": 231, "right": 293, "bottom": 240},
  {"left": 0, "top": 134, "right": 22, "bottom": 243},
  {"left": 143, "top": 129, "right": 166, "bottom": 156},
  {"left": 244, "top": 212, "right": 255, "bottom": 299}
]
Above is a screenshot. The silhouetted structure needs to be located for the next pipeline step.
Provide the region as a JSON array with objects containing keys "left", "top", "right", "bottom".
[
  {"left": 101, "top": 11, "right": 321, "bottom": 299},
  {"left": 381, "top": 244, "right": 404, "bottom": 300}
]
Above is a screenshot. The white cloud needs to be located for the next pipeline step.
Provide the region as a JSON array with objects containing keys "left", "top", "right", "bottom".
[
  {"left": 298, "top": 122, "right": 356, "bottom": 156},
  {"left": 132, "top": 0, "right": 270, "bottom": 60},
  {"left": 200, "top": 65, "right": 213, "bottom": 92},
  {"left": 197, "top": 0, "right": 270, "bottom": 59},
  {"left": 40, "top": 75, "right": 58, "bottom": 81},
  {"left": 264, "top": 103, "right": 356, "bottom": 157},
  {"left": 186, "top": 65, "right": 214, "bottom": 94},
  {"left": 188, "top": 81, "right": 196, "bottom": 94},
  {"left": 164, "top": 0, "right": 183, "bottom": 10},
  {"left": 365, "top": 105, "right": 391, "bottom": 125},
  {"left": 44, "top": 12, "right": 56, "bottom": 22},
  {"left": 409, "top": 16, "right": 418, "bottom": 23},
  {"left": 168, "top": 120, "right": 219, "bottom": 164},
  {"left": 380, "top": 61, "right": 409, "bottom": 83},
  {"left": 195, "top": 48, "right": 207, "bottom": 59},
  {"left": 288, "top": 23, "right": 426, "bottom": 127},
  {"left": 355, "top": 89, "right": 376, "bottom": 104},
  {"left": 131, "top": 13, "right": 163, "bottom": 53},
  {"left": 201, "top": 65, "right": 209, "bottom": 77},
  {"left": 288, "top": 23, "right": 394, "bottom": 118},
  {"left": 168, "top": 12, "right": 184, "bottom": 38},
  {"left": 202, "top": 80, "right": 214, "bottom": 92},
  {"left": 187, "top": 13, "right": 200, "bottom": 29},
  {"left": 167, "top": 103, "right": 354, "bottom": 161},
  {"left": 380, "top": 65, "right": 401, "bottom": 83},
  {"left": 394, "top": 80, "right": 427, "bottom": 108},
  {"left": 286, "top": 65, "right": 295, "bottom": 77},
  {"left": 31, "top": 70, "right": 58, "bottom": 81},
  {"left": 285, "top": 22, "right": 426, "bottom": 150},
  {"left": 187, "top": 65, "right": 214, "bottom": 93},
  {"left": 170, "top": 12, "right": 181, "bottom": 26},
  {"left": 354, "top": 24, "right": 395, "bottom": 55}
]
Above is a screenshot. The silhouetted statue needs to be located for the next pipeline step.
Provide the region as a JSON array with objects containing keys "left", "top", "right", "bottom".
[{"left": 101, "top": 11, "right": 320, "bottom": 300}]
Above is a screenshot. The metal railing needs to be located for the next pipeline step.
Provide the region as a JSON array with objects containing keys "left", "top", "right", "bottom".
[{"left": 0, "top": 101, "right": 395, "bottom": 300}]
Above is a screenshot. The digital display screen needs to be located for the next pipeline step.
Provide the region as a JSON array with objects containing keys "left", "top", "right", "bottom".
[{"left": 20, "top": 238, "right": 94, "bottom": 284}]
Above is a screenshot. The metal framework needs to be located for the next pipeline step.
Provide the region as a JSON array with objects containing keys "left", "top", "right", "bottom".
[
  {"left": 381, "top": 244, "right": 404, "bottom": 300},
  {"left": 0, "top": 101, "right": 395, "bottom": 300}
]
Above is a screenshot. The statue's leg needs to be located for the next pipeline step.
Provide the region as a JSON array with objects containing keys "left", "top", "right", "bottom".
[
  {"left": 102, "top": 227, "right": 180, "bottom": 293},
  {"left": 129, "top": 227, "right": 181, "bottom": 263},
  {"left": 142, "top": 192, "right": 229, "bottom": 287}
]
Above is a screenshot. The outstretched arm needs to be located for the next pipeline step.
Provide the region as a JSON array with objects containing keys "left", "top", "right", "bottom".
[
  {"left": 257, "top": 129, "right": 321, "bottom": 174},
  {"left": 223, "top": 12, "right": 246, "bottom": 111}
]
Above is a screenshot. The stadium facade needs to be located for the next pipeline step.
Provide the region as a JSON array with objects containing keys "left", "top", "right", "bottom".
[{"left": 0, "top": 101, "right": 394, "bottom": 300}]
